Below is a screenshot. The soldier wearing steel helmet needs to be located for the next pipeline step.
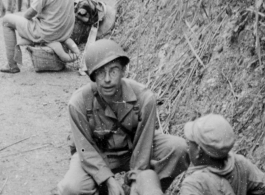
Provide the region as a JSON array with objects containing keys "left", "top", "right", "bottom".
[{"left": 57, "top": 39, "right": 190, "bottom": 195}]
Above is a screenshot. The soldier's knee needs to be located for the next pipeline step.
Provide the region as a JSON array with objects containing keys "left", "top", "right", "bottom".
[
  {"left": 176, "top": 137, "right": 188, "bottom": 153},
  {"left": 2, "top": 14, "right": 13, "bottom": 26},
  {"left": 58, "top": 178, "right": 97, "bottom": 195},
  {"left": 171, "top": 136, "right": 190, "bottom": 167},
  {"left": 135, "top": 170, "right": 163, "bottom": 195},
  {"left": 164, "top": 135, "right": 188, "bottom": 154},
  {"left": 3, "top": 14, "right": 10, "bottom": 24},
  {"left": 138, "top": 169, "right": 160, "bottom": 182},
  {"left": 58, "top": 181, "right": 80, "bottom": 195}
]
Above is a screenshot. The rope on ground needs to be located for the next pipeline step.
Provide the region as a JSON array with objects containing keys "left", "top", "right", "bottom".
[
  {"left": 0, "top": 177, "right": 8, "bottom": 194},
  {"left": 0, "top": 144, "right": 51, "bottom": 158},
  {"left": 0, "top": 136, "right": 31, "bottom": 152}
]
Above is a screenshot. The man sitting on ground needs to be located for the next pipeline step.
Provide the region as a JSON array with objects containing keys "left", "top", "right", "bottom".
[
  {"left": 127, "top": 114, "right": 265, "bottom": 195},
  {"left": 57, "top": 39, "right": 190, "bottom": 195},
  {"left": 181, "top": 113, "right": 265, "bottom": 195}
]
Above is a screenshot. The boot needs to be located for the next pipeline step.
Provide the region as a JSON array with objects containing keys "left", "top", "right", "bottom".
[{"left": 0, "top": 64, "right": 20, "bottom": 74}]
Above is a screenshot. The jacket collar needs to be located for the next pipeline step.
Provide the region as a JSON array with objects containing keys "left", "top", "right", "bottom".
[
  {"left": 121, "top": 78, "right": 137, "bottom": 103},
  {"left": 187, "top": 152, "right": 235, "bottom": 176}
]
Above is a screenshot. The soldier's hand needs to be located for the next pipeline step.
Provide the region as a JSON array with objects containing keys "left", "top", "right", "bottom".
[{"left": 106, "top": 177, "right": 125, "bottom": 195}]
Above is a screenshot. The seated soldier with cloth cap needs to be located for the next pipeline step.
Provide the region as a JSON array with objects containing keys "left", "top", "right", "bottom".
[
  {"left": 56, "top": 39, "right": 190, "bottom": 195},
  {"left": 124, "top": 114, "right": 265, "bottom": 195},
  {"left": 180, "top": 113, "right": 265, "bottom": 195}
]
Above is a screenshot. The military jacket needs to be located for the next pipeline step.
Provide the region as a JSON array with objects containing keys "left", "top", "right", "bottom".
[{"left": 68, "top": 78, "right": 156, "bottom": 185}]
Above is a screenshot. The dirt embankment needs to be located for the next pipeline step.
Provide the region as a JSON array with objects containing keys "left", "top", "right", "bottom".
[
  {"left": 1, "top": 0, "right": 265, "bottom": 194},
  {"left": 113, "top": 0, "right": 265, "bottom": 164},
  {"left": 110, "top": 0, "right": 265, "bottom": 193}
]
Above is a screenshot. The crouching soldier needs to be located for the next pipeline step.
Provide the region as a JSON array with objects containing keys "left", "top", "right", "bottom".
[
  {"left": 181, "top": 114, "right": 265, "bottom": 195},
  {"left": 57, "top": 39, "right": 189, "bottom": 195}
]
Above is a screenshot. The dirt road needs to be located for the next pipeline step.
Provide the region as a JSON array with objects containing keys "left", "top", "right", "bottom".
[{"left": 0, "top": 15, "right": 89, "bottom": 195}]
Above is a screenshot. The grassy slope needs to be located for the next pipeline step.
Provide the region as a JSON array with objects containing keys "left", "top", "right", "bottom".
[{"left": 109, "top": 0, "right": 265, "bottom": 173}]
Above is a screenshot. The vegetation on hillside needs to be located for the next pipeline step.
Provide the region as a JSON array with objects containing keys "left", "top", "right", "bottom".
[{"left": 110, "top": 0, "right": 265, "bottom": 176}]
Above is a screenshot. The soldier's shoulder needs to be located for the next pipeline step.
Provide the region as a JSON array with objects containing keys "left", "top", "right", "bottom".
[
  {"left": 233, "top": 153, "right": 249, "bottom": 164},
  {"left": 123, "top": 78, "right": 144, "bottom": 87},
  {"left": 69, "top": 83, "right": 94, "bottom": 107},
  {"left": 123, "top": 78, "right": 153, "bottom": 95}
]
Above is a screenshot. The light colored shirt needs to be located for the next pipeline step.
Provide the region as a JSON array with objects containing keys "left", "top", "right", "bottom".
[
  {"left": 23, "top": 0, "right": 75, "bottom": 42},
  {"left": 68, "top": 78, "right": 157, "bottom": 185},
  {"left": 180, "top": 152, "right": 265, "bottom": 195}
]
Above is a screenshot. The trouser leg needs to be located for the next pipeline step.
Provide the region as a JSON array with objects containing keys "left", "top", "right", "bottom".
[
  {"left": 57, "top": 153, "right": 98, "bottom": 195},
  {"left": 7, "top": 0, "right": 14, "bottom": 12},
  {"left": 2, "top": 14, "right": 31, "bottom": 69},
  {"left": 0, "top": 0, "right": 6, "bottom": 17},
  {"left": 151, "top": 132, "right": 190, "bottom": 191},
  {"left": 3, "top": 14, "right": 19, "bottom": 69},
  {"left": 17, "top": 0, "right": 22, "bottom": 12},
  {"left": 27, "top": 0, "right": 31, "bottom": 8},
  {"left": 58, "top": 152, "right": 130, "bottom": 195},
  {"left": 127, "top": 170, "right": 163, "bottom": 195}
]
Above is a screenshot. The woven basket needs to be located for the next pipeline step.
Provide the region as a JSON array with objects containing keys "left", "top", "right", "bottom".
[{"left": 27, "top": 45, "right": 66, "bottom": 72}]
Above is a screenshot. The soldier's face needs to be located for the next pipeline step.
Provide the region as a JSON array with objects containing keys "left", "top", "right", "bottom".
[{"left": 95, "top": 60, "right": 125, "bottom": 98}]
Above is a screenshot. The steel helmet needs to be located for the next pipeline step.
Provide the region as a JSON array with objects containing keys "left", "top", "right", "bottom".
[{"left": 85, "top": 39, "right": 130, "bottom": 81}]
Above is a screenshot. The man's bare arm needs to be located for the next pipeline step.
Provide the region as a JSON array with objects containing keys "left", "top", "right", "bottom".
[{"left": 24, "top": 7, "right": 37, "bottom": 20}]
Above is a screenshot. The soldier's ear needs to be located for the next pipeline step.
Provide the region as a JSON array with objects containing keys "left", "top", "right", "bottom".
[
  {"left": 121, "top": 65, "right": 126, "bottom": 77},
  {"left": 122, "top": 64, "right": 126, "bottom": 71},
  {"left": 196, "top": 146, "right": 204, "bottom": 159}
]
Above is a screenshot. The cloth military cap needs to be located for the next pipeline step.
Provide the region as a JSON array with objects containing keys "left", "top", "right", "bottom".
[{"left": 184, "top": 114, "right": 235, "bottom": 159}]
